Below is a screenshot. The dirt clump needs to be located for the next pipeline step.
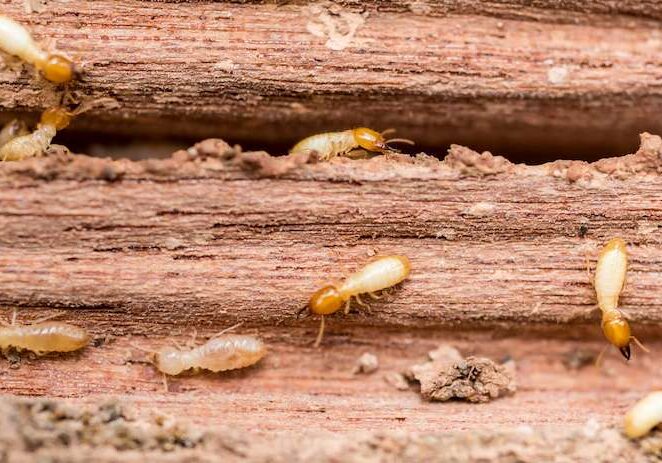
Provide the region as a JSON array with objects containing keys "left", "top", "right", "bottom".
[
  {"left": 353, "top": 352, "right": 379, "bottom": 374},
  {"left": 405, "top": 345, "right": 516, "bottom": 403}
]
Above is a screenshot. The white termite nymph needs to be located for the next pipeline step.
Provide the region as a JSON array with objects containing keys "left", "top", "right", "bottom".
[
  {"left": 0, "top": 107, "right": 71, "bottom": 161},
  {"left": 624, "top": 391, "right": 662, "bottom": 439}
]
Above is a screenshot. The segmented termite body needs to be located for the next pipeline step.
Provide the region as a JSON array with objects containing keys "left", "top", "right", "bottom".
[
  {"left": 290, "top": 128, "right": 413, "bottom": 160},
  {"left": 155, "top": 335, "right": 266, "bottom": 376},
  {"left": 0, "top": 15, "right": 74, "bottom": 84},
  {"left": 307, "top": 255, "right": 411, "bottom": 347},
  {"left": 594, "top": 238, "right": 638, "bottom": 360},
  {"left": 0, "top": 322, "right": 90, "bottom": 355},
  {"left": 0, "top": 107, "right": 70, "bottom": 161},
  {"left": 624, "top": 391, "right": 662, "bottom": 438}
]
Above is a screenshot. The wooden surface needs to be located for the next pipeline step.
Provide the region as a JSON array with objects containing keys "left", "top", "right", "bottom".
[
  {"left": 0, "top": 135, "right": 661, "bottom": 446},
  {"left": 2, "top": 0, "right": 662, "bottom": 158}
]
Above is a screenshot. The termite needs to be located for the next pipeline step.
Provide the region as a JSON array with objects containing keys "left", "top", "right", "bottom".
[
  {"left": 133, "top": 325, "right": 266, "bottom": 377},
  {"left": 593, "top": 238, "right": 646, "bottom": 360},
  {"left": 303, "top": 255, "right": 411, "bottom": 347},
  {"left": 290, "top": 128, "right": 414, "bottom": 160},
  {"left": 0, "top": 106, "right": 71, "bottom": 161},
  {"left": 0, "top": 310, "right": 90, "bottom": 355},
  {"left": 624, "top": 391, "right": 662, "bottom": 438},
  {"left": 0, "top": 15, "right": 74, "bottom": 84}
]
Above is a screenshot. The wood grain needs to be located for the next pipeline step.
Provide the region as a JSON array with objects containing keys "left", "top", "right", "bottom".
[
  {"left": 2, "top": 1, "right": 662, "bottom": 158},
  {"left": 0, "top": 137, "right": 661, "bottom": 442}
]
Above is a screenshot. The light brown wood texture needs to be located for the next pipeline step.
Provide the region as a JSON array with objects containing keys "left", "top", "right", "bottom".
[
  {"left": 2, "top": 0, "right": 662, "bottom": 158},
  {"left": 0, "top": 135, "right": 662, "bottom": 448}
]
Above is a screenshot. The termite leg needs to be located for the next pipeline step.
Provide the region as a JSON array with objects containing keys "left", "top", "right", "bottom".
[
  {"left": 186, "top": 328, "right": 198, "bottom": 349},
  {"left": 162, "top": 372, "right": 169, "bottom": 393},
  {"left": 368, "top": 291, "right": 381, "bottom": 300},
  {"left": 595, "top": 345, "right": 608, "bottom": 369},
  {"left": 314, "top": 315, "right": 325, "bottom": 348},
  {"left": 171, "top": 339, "right": 184, "bottom": 350},
  {"left": 631, "top": 336, "right": 650, "bottom": 353},
  {"left": 354, "top": 294, "right": 370, "bottom": 310},
  {"left": 343, "top": 299, "right": 351, "bottom": 315}
]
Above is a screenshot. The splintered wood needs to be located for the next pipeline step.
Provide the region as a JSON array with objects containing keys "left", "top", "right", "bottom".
[{"left": 1, "top": 0, "right": 662, "bottom": 157}]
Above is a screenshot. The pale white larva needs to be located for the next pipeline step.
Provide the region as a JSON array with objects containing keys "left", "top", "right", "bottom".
[{"left": 624, "top": 391, "right": 662, "bottom": 438}]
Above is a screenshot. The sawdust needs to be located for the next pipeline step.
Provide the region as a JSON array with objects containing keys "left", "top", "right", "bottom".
[{"left": 405, "top": 345, "right": 516, "bottom": 403}]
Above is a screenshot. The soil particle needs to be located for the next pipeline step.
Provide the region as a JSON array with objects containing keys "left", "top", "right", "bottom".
[
  {"left": 443, "top": 145, "right": 514, "bottom": 177},
  {"left": 353, "top": 352, "right": 379, "bottom": 374},
  {"left": 383, "top": 372, "right": 410, "bottom": 391},
  {"left": 405, "top": 345, "right": 516, "bottom": 403}
]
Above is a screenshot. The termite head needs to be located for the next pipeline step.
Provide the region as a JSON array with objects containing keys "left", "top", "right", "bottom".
[
  {"left": 602, "top": 311, "right": 632, "bottom": 360},
  {"left": 352, "top": 128, "right": 415, "bottom": 153},
  {"left": 41, "top": 54, "right": 75, "bottom": 85},
  {"left": 309, "top": 285, "right": 343, "bottom": 315},
  {"left": 40, "top": 107, "right": 72, "bottom": 130},
  {"left": 155, "top": 347, "right": 186, "bottom": 376},
  {"left": 353, "top": 128, "right": 387, "bottom": 152}
]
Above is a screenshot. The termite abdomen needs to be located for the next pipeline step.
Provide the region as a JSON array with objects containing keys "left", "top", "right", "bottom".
[{"left": 0, "top": 322, "right": 90, "bottom": 354}]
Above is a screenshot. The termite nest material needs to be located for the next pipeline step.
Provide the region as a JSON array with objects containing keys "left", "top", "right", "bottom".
[{"left": 404, "top": 345, "right": 516, "bottom": 403}]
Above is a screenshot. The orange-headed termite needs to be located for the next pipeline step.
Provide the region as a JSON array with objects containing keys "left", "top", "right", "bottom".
[
  {"left": 0, "top": 107, "right": 71, "bottom": 161},
  {"left": 0, "top": 311, "right": 90, "bottom": 355},
  {"left": 304, "top": 255, "right": 411, "bottom": 347},
  {"left": 0, "top": 15, "right": 74, "bottom": 84},
  {"left": 290, "top": 128, "right": 414, "bottom": 160},
  {"left": 593, "top": 238, "right": 646, "bottom": 360},
  {"left": 624, "top": 391, "right": 662, "bottom": 438}
]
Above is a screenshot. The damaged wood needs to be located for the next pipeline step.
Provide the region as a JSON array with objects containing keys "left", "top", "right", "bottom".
[
  {"left": 1, "top": 397, "right": 660, "bottom": 462},
  {"left": 0, "top": 136, "right": 661, "bottom": 439},
  {"left": 1, "top": 1, "right": 662, "bottom": 158}
]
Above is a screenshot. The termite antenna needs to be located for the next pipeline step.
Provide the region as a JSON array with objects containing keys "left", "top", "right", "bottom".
[
  {"left": 210, "top": 322, "right": 244, "bottom": 340},
  {"left": 128, "top": 341, "right": 158, "bottom": 356},
  {"left": 385, "top": 138, "right": 415, "bottom": 147},
  {"left": 69, "top": 97, "right": 120, "bottom": 116},
  {"left": 380, "top": 128, "right": 396, "bottom": 137},
  {"left": 313, "top": 315, "right": 325, "bottom": 348},
  {"left": 631, "top": 336, "right": 650, "bottom": 353},
  {"left": 30, "top": 311, "right": 67, "bottom": 325}
]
